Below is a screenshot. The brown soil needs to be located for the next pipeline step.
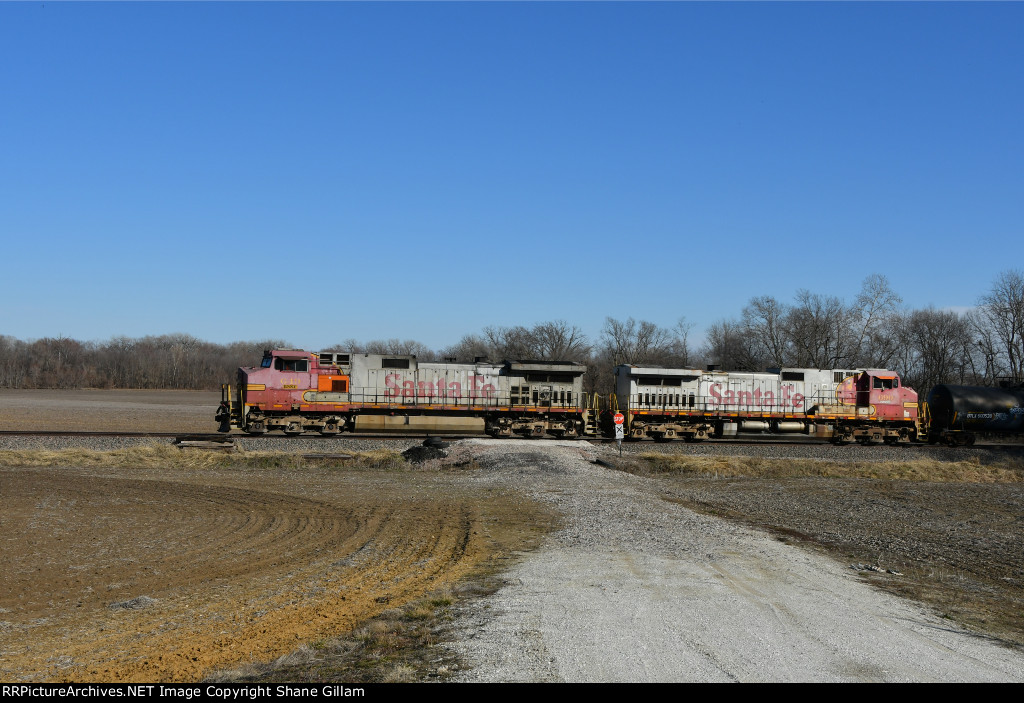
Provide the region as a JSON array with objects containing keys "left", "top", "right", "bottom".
[
  {"left": 0, "top": 390, "right": 547, "bottom": 682},
  {"left": 0, "top": 389, "right": 220, "bottom": 433},
  {"left": 0, "top": 460, "right": 543, "bottom": 683}
]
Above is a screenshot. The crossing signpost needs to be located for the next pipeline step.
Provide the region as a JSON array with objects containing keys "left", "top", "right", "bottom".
[{"left": 613, "top": 412, "right": 625, "bottom": 453}]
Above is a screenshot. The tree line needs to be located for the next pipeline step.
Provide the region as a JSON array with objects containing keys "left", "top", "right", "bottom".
[{"left": 1, "top": 270, "right": 1022, "bottom": 395}]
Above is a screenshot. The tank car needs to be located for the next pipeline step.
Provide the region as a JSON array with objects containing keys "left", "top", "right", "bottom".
[
  {"left": 217, "top": 349, "right": 595, "bottom": 437},
  {"left": 925, "top": 384, "right": 1024, "bottom": 445},
  {"left": 609, "top": 365, "right": 922, "bottom": 444}
]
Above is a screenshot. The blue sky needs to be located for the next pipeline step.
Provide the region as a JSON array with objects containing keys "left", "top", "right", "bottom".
[{"left": 2, "top": 1, "right": 1021, "bottom": 352}]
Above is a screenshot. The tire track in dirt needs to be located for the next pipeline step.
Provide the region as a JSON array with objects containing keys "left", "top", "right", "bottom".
[{"left": 0, "top": 466, "right": 496, "bottom": 682}]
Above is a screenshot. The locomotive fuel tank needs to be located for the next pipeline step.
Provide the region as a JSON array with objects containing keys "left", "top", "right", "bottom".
[{"left": 926, "top": 385, "right": 1024, "bottom": 437}]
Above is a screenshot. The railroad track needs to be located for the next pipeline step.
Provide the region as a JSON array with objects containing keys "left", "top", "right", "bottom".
[
  {"left": 0, "top": 428, "right": 928, "bottom": 447},
  {"left": 3, "top": 429, "right": 1019, "bottom": 450}
]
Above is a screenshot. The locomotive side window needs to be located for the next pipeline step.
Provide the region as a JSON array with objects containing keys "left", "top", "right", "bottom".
[
  {"left": 274, "top": 359, "right": 309, "bottom": 372},
  {"left": 873, "top": 377, "right": 893, "bottom": 390}
]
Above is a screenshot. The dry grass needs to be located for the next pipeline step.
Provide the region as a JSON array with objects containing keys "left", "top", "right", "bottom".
[
  {"left": 627, "top": 452, "right": 1024, "bottom": 483},
  {"left": 0, "top": 443, "right": 408, "bottom": 472}
]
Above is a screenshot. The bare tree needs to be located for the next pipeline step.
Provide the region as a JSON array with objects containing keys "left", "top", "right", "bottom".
[
  {"left": 600, "top": 317, "right": 674, "bottom": 366},
  {"left": 529, "top": 320, "right": 591, "bottom": 360},
  {"left": 897, "top": 307, "right": 977, "bottom": 391},
  {"left": 441, "top": 321, "right": 589, "bottom": 362},
  {"left": 740, "top": 296, "right": 790, "bottom": 368},
  {"left": 482, "top": 325, "right": 536, "bottom": 360},
  {"left": 439, "top": 334, "right": 491, "bottom": 362},
  {"left": 667, "top": 317, "right": 694, "bottom": 367},
  {"left": 363, "top": 338, "right": 434, "bottom": 357},
  {"left": 849, "top": 274, "right": 903, "bottom": 367},
  {"left": 702, "top": 318, "right": 760, "bottom": 370},
  {"left": 976, "top": 269, "right": 1024, "bottom": 383},
  {"left": 785, "top": 290, "right": 854, "bottom": 368}
]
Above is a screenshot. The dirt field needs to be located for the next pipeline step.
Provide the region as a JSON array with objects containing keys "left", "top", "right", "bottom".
[
  {"left": 1, "top": 459, "right": 548, "bottom": 683},
  {"left": 0, "top": 390, "right": 547, "bottom": 682},
  {"left": 0, "top": 389, "right": 220, "bottom": 433}
]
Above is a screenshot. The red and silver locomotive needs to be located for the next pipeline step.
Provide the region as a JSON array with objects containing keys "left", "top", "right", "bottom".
[
  {"left": 217, "top": 349, "right": 595, "bottom": 438},
  {"left": 218, "top": 349, "right": 926, "bottom": 444},
  {"left": 610, "top": 365, "right": 922, "bottom": 444}
]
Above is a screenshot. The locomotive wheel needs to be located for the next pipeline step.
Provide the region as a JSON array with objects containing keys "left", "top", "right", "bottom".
[{"left": 284, "top": 421, "right": 303, "bottom": 436}]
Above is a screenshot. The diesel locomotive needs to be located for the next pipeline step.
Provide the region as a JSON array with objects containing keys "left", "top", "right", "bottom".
[
  {"left": 609, "top": 364, "right": 922, "bottom": 444},
  {"left": 218, "top": 348, "right": 943, "bottom": 444},
  {"left": 217, "top": 348, "right": 597, "bottom": 438}
]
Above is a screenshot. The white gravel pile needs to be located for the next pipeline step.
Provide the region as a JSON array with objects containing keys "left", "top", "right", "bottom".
[{"left": 447, "top": 439, "right": 1024, "bottom": 683}]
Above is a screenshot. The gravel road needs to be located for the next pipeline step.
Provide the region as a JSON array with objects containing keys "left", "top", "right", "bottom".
[{"left": 448, "top": 440, "right": 1024, "bottom": 683}]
